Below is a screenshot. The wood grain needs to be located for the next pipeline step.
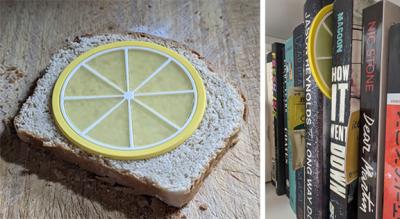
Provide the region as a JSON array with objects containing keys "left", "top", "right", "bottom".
[{"left": 0, "top": 0, "right": 260, "bottom": 218}]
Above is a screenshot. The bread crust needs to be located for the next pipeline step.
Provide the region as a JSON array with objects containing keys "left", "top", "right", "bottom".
[{"left": 15, "top": 127, "right": 240, "bottom": 207}]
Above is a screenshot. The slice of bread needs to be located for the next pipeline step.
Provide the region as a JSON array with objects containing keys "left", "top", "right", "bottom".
[{"left": 14, "top": 33, "right": 245, "bottom": 207}]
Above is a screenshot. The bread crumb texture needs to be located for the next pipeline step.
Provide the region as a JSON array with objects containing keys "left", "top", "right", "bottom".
[
  {"left": 14, "top": 33, "right": 243, "bottom": 202},
  {"left": 0, "top": 65, "right": 27, "bottom": 135}
]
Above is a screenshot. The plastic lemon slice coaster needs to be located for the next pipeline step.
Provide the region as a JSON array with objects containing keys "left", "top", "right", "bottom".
[
  {"left": 52, "top": 41, "right": 206, "bottom": 160},
  {"left": 308, "top": 3, "right": 334, "bottom": 99}
]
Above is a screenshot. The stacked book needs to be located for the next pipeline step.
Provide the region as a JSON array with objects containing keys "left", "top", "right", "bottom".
[{"left": 268, "top": 0, "right": 400, "bottom": 218}]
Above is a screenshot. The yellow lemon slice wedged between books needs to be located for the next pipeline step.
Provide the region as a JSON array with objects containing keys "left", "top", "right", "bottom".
[
  {"left": 52, "top": 41, "right": 206, "bottom": 160},
  {"left": 308, "top": 3, "right": 334, "bottom": 99}
]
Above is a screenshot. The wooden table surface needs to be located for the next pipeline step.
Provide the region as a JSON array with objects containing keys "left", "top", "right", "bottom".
[{"left": 0, "top": 0, "right": 260, "bottom": 218}]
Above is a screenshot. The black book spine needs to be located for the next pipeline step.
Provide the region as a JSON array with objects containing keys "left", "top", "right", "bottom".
[
  {"left": 293, "top": 23, "right": 305, "bottom": 219},
  {"left": 269, "top": 52, "right": 277, "bottom": 187},
  {"left": 272, "top": 42, "right": 287, "bottom": 196},
  {"left": 357, "top": 2, "right": 383, "bottom": 219},
  {"left": 329, "top": 0, "right": 365, "bottom": 218},
  {"left": 304, "top": 0, "right": 331, "bottom": 218},
  {"left": 322, "top": 0, "right": 334, "bottom": 6}
]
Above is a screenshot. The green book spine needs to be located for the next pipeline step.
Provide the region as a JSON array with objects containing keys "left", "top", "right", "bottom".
[{"left": 285, "top": 37, "right": 296, "bottom": 212}]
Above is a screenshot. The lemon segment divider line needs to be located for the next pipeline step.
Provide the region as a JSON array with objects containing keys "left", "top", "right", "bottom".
[
  {"left": 124, "top": 47, "right": 135, "bottom": 148},
  {"left": 127, "top": 98, "right": 134, "bottom": 148},
  {"left": 135, "top": 90, "right": 195, "bottom": 96},
  {"left": 133, "top": 98, "right": 180, "bottom": 130},
  {"left": 316, "top": 56, "right": 332, "bottom": 60},
  {"left": 133, "top": 58, "right": 172, "bottom": 93},
  {"left": 64, "top": 95, "right": 124, "bottom": 100},
  {"left": 124, "top": 48, "right": 130, "bottom": 92},
  {"left": 82, "top": 63, "right": 125, "bottom": 93},
  {"left": 322, "top": 21, "right": 333, "bottom": 36},
  {"left": 81, "top": 99, "right": 126, "bottom": 135}
]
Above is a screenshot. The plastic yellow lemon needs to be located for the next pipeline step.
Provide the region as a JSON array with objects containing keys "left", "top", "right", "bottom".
[
  {"left": 308, "top": 3, "right": 334, "bottom": 99},
  {"left": 52, "top": 41, "right": 206, "bottom": 160}
]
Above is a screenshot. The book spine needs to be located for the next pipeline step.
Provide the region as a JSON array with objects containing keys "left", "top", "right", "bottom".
[
  {"left": 267, "top": 52, "right": 276, "bottom": 184},
  {"left": 293, "top": 23, "right": 305, "bottom": 219},
  {"left": 288, "top": 87, "right": 306, "bottom": 216},
  {"left": 322, "top": 0, "right": 334, "bottom": 6},
  {"left": 383, "top": 23, "right": 400, "bottom": 219},
  {"left": 272, "top": 52, "right": 277, "bottom": 187},
  {"left": 329, "top": 0, "right": 366, "bottom": 218},
  {"left": 284, "top": 48, "right": 290, "bottom": 198},
  {"left": 357, "top": 2, "right": 383, "bottom": 219},
  {"left": 304, "top": 0, "right": 329, "bottom": 218},
  {"left": 272, "top": 42, "right": 287, "bottom": 195},
  {"left": 285, "top": 37, "right": 296, "bottom": 211}
]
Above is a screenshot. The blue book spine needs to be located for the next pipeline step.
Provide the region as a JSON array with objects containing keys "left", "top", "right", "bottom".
[{"left": 293, "top": 23, "right": 305, "bottom": 219}]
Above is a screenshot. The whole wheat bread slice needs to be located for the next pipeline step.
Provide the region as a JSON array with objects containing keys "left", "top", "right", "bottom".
[{"left": 14, "top": 33, "right": 244, "bottom": 207}]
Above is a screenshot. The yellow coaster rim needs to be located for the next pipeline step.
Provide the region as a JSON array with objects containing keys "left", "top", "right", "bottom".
[
  {"left": 52, "top": 41, "right": 207, "bottom": 160},
  {"left": 308, "top": 3, "right": 333, "bottom": 99}
]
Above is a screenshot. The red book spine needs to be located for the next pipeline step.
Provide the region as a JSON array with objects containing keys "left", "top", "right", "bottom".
[
  {"left": 383, "top": 23, "right": 400, "bottom": 219},
  {"left": 383, "top": 102, "right": 400, "bottom": 218}
]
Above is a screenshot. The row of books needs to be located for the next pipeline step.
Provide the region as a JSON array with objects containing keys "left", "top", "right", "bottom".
[{"left": 267, "top": 0, "right": 400, "bottom": 218}]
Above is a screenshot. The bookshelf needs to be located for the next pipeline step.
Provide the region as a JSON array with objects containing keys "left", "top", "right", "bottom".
[
  {"left": 266, "top": 0, "right": 400, "bottom": 218},
  {"left": 266, "top": 0, "right": 304, "bottom": 183},
  {"left": 266, "top": 0, "right": 304, "bottom": 218}
]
